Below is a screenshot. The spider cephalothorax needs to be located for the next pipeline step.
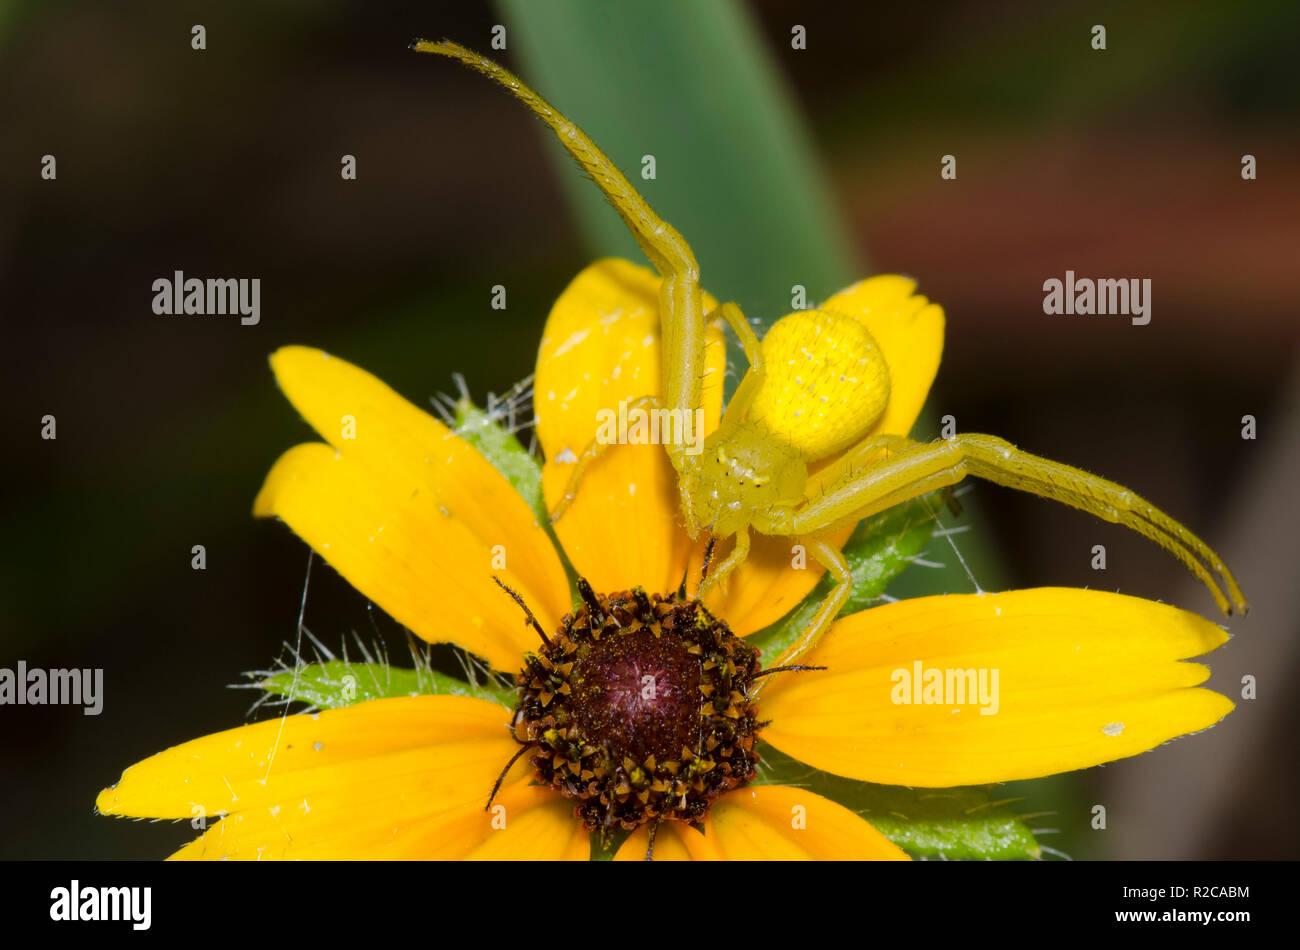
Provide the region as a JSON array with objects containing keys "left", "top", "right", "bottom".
[
  {"left": 508, "top": 581, "right": 762, "bottom": 837},
  {"left": 692, "top": 420, "right": 807, "bottom": 539}
]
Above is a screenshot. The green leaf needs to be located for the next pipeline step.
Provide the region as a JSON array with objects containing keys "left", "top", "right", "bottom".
[
  {"left": 756, "top": 744, "right": 1042, "bottom": 860},
  {"left": 452, "top": 397, "right": 547, "bottom": 525},
  {"left": 252, "top": 659, "right": 516, "bottom": 711},
  {"left": 747, "top": 496, "right": 940, "bottom": 667}
]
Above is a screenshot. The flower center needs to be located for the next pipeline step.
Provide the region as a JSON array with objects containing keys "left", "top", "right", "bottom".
[
  {"left": 511, "top": 583, "right": 762, "bottom": 835},
  {"left": 571, "top": 623, "right": 702, "bottom": 764}
]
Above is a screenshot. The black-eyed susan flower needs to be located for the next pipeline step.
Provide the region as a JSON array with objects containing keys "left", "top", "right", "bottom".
[{"left": 95, "top": 260, "right": 1233, "bottom": 860}]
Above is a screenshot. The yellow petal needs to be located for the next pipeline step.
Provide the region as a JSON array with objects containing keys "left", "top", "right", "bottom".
[
  {"left": 613, "top": 821, "right": 698, "bottom": 861},
  {"left": 542, "top": 442, "right": 689, "bottom": 595},
  {"left": 464, "top": 782, "right": 590, "bottom": 860},
  {"left": 761, "top": 588, "right": 1234, "bottom": 786},
  {"left": 820, "top": 275, "right": 944, "bottom": 438},
  {"left": 168, "top": 779, "right": 585, "bottom": 860},
  {"left": 256, "top": 347, "right": 569, "bottom": 672},
  {"left": 535, "top": 258, "right": 724, "bottom": 457},
  {"left": 614, "top": 786, "right": 908, "bottom": 860},
  {"left": 94, "top": 696, "right": 550, "bottom": 859},
  {"left": 535, "top": 259, "right": 724, "bottom": 593}
]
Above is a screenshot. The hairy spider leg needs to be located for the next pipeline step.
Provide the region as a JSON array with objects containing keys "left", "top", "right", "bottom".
[
  {"left": 800, "top": 433, "right": 917, "bottom": 501},
  {"left": 762, "top": 433, "right": 1247, "bottom": 617}
]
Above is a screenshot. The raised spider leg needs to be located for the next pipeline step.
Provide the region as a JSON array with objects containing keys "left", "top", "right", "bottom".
[
  {"left": 754, "top": 537, "right": 852, "bottom": 693},
  {"left": 697, "top": 526, "right": 750, "bottom": 600},
  {"left": 777, "top": 433, "right": 1247, "bottom": 616},
  {"left": 549, "top": 395, "right": 661, "bottom": 524},
  {"left": 414, "top": 41, "right": 707, "bottom": 480}
]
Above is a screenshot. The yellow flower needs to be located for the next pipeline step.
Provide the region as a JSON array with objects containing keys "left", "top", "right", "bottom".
[{"left": 95, "top": 260, "right": 1232, "bottom": 860}]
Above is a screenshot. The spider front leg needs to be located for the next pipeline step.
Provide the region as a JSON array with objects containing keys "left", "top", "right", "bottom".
[
  {"left": 697, "top": 526, "right": 750, "bottom": 599},
  {"left": 783, "top": 433, "right": 1247, "bottom": 616}
]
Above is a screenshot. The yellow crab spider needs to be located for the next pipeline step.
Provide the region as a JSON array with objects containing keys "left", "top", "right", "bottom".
[{"left": 414, "top": 40, "right": 1248, "bottom": 670}]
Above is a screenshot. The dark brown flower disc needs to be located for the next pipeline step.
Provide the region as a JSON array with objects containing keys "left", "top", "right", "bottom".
[{"left": 510, "top": 581, "right": 762, "bottom": 837}]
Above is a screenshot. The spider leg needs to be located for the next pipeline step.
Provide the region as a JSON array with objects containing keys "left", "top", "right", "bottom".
[
  {"left": 697, "top": 526, "right": 751, "bottom": 600},
  {"left": 755, "top": 537, "right": 852, "bottom": 691},
  {"left": 677, "top": 463, "right": 702, "bottom": 540},
  {"left": 712, "top": 302, "right": 767, "bottom": 427},
  {"left": 549, "top": 394, "right": 661, "bottom": 523},
  {"left": 672, "top": 301, "right": 764, "bottom": 539},
  {"left": 781, "top": 433, "right": 1247, "bottom": 616},
  {"left": 802, "top": 433, "right": 916, "bottom": 501},
  {"left": 415, "top": 41, "right": 707, "bottom": 480}
]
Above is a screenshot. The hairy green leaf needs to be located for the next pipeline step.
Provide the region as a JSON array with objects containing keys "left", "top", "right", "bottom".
[
  {"left": 452, "top": 398, "right": 547, "bottom": 525},
  {"left": 253, "top": 659, "right": 515, "bottom": 711}
]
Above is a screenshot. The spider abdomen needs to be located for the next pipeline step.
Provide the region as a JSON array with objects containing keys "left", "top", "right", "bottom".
[{"left": 746, "top": 310, "right": 890, "bottom": 462}]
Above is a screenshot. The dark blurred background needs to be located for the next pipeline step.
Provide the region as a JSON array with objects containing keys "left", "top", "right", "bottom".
[{"left": 2, "top": 0, "right": 1297, "bottom": 859}]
